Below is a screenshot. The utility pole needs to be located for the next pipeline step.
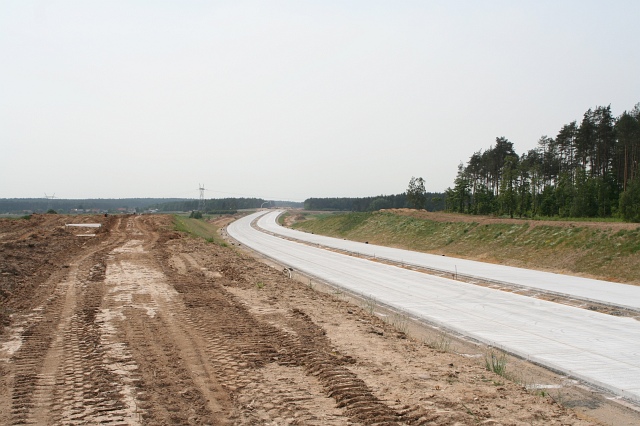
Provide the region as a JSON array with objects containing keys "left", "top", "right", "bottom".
[{"left": 198, "top": 184, "right": 206, "bottom": 212}]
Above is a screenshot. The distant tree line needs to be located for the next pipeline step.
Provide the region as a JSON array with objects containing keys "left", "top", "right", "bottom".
[
  {"left": 0, "top": 198, "right": 184, "bottom": 214},
  {"left": 304, "top": 192, "right": 445, "bottom": 212},
  {"left": 152, "top": 198, "right": 303, "bottom": 212},
  {"left": 445, "top": 103, "right": 640, "bottom": 222},
  {"left": 0, "top": 197, "right": 303, "bottom": 214}
]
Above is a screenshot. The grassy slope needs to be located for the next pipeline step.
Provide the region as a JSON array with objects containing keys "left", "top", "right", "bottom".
[
  {"left": 173, "top": 215, "right": 227, "bottom": 246},
  {"left": 292, "top": 211, "right": 640, "bottom": 284}
]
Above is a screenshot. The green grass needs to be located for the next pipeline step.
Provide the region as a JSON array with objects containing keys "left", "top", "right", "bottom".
[
  {"left": 298, "top": 212, "right": 336, "bottom": 222},
  {"left": 173, "top": 215, "right": 227, "bottom": 246}
]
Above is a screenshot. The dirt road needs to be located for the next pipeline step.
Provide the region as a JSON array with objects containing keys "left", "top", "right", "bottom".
[{"left": 0, "top": 214, "right": 631, "bottom": 424}]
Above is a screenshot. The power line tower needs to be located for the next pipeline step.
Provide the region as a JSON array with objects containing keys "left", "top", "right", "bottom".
[
  {"left": 198, "top": 184, "right": 206, "bottom": 212},
  {"left": 44, "top": 193, "right": 56, "bottom": 211}
]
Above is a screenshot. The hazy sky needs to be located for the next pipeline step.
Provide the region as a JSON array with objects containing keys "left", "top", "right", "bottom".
[{"left": 2, "top": 1, "right": 639, "bottom": 201}]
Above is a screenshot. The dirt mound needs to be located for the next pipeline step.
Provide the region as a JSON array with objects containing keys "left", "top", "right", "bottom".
[{"left": 0, "top": 214, "right": 113, "bottom": 330}]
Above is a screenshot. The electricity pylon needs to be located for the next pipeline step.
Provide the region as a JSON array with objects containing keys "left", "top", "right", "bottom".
[
  {"left": 44, "top": 193, "right": 56, "bottom": 211},
  {"left": 198, "top": 184, "right": 206, "bottom": 212}
]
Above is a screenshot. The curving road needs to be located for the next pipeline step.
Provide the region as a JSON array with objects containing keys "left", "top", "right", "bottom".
[
  {"left": 256, "top": 211, "right": 640, "bottom": 311},
  {"left": 228, "top": 211, "right": 640, "bottom": 403}
]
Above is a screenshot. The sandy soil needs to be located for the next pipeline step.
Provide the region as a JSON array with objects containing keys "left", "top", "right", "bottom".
[{"left": 1, "top": 214, "right": 637, "bottom": 424}]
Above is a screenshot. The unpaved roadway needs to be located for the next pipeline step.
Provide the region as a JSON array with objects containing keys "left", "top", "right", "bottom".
[{"left": 0, "top": 214, "right": 634, "bottom": 424}]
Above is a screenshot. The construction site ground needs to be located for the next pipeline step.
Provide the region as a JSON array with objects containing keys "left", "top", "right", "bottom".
[{"left": 1, "top": 213, "right": 638, "bottom": 425}]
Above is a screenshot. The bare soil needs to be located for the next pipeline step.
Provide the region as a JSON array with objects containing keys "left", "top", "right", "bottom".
[{"left": 1, "top": 214, "right": 637, "bottom": 424}]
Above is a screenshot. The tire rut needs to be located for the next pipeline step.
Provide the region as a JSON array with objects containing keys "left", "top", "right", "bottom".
[
  {"left": 6, "top": 217, "right": 139, "bottom": 425},
  {"left": 160, "top": 246, "right": 435, "bottom": 425},
  {"left": 100, "top": 216, "right": 233, "bottom": 424}
]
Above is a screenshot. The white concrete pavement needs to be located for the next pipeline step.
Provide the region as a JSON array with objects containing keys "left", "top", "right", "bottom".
[
  {"left": 228, "top": 211, "right": 640, "bottom": 403},
  {"left": 257, "top": 210, "right": 640, "bottom": 311}
]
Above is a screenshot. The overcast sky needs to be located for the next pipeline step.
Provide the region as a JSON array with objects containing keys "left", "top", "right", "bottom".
[{"left": 2, "top": 1, "right": 639, "bottom": 201}]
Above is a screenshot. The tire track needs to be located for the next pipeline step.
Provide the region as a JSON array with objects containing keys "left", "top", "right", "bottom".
[
  {"left": 7, "top": 217, "right": 138, "bottom": 425},
  {"left": 101, "top": 216, "right": 233, "bottom": 424},
  {"left": 161, "top": 246, "right": 435, "bottom": 425}
]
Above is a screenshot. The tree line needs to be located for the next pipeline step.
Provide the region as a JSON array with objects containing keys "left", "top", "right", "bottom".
[
  {"left": 0, "top": 198, "right": 184, "bottom": 214},
  {"left": 0, "top": 198, "right": 303, "bottom": 214},
  {"left": 445, "top": 103, "right": 640, "bottom": 221},
  {"left": 153, "top": 198, "right": 302, "bottom": 212},
  {"left": 304, "top": 192, "right": 445, "bottom": 212}
]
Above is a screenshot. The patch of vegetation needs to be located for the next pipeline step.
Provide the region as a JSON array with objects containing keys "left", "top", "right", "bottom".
[
  {"left": 362, "top": 295, "right": 377, "bottom": 315},
  {"left": 278, "top": 212, "right": 289, "bottom": 225},
  {"left": 425, "top": 331, "right": 453, "bottom": 353},
  {"left": 293, "top": 212, "right": 371, "bottom": 236},
  {"left": 173, "top": 215, "right": 226, "bottom": 246},
  {"left": 290, "top": 212, "right": 336, "bottom": 227},
  {"left": 205, "top": 209, "right": 237, "bottom": 215},
  {"left": 337, "top": 212, "right": 373, "bottom": 233},
  {"left": 386, "top": 312, "right": 409, "bottom": 334},
  {"left": 484, "top": 348, "right": 508, "bottom": 377},
  {"left": 482, "top": 349, "right": 540, "bottom": 393}
]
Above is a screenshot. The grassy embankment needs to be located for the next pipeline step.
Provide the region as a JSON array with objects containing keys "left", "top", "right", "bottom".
[
  {"left": 173, "top": 215, "right": 227, "bottom": 246},
  {"left": 290, "top": 211, "right": 640, "bottom": 284}
]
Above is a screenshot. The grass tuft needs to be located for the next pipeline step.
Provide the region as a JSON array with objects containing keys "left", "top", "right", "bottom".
[
  {"left": 485, "top": 348, "right": 508, "bottom": 377},
  {"left": 386, "top": 312, "right": 409, "bottom": 333},
  {"left": 425, "top": 331, "right": 452, "bottom": 352},
  {"left": 362, "top": 295, "right": 377, "bottom": 315}
]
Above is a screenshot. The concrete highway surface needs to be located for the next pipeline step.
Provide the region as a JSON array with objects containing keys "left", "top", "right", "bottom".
[
  {"left": 257, "top": 211, "right": 640, "bottom": 311},
  {"left": 228, "top": 211, "right": 640, "bottom": 403}
]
